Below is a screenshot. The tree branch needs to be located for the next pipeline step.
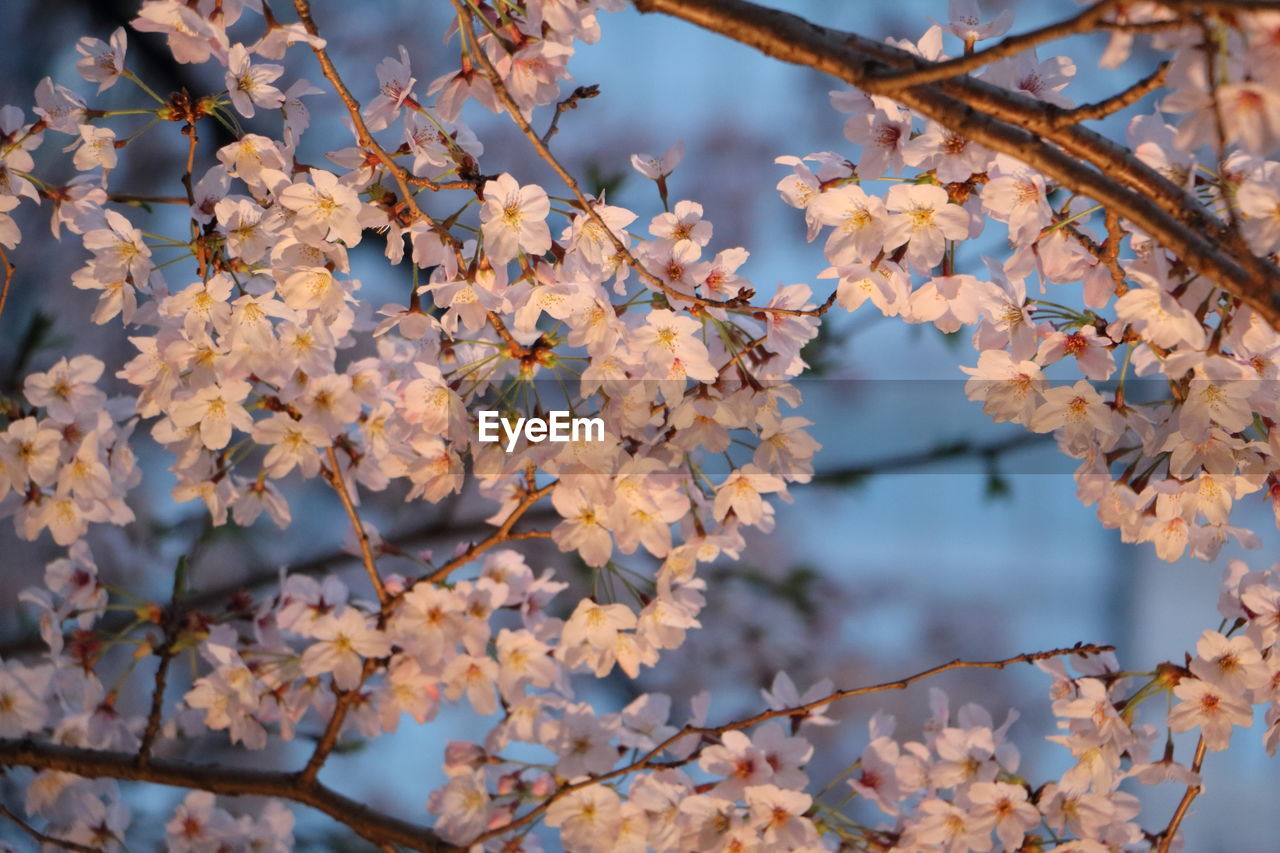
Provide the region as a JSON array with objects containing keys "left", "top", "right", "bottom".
[
  {"left": 469, "top": 642, "right": 1115, "bottom": 845},
  {"left": 136, "top": 624, "right": 176, "bottom": 768},
  {"left": 1051, "top": 60, "right": 1170, "bottom": 126},
  {"left": 297, "top": 661, "right": 373, "bottom": 786},
  {"left": 1157, "top": 734, "right": 1208, "bottom": 853},
  {"left": 289, "top": 0, "right": 472, "bottom": 195},
  {"left": 0, "top": 803, "right": 102, "bottom": 853},
  {"left": 631, "top": 0, "right": 1280, "bottom": 330},
  {"left": 323, "top": 446, "right": 389, "bottom": 606},
  {"left": 0, "top": 506, "right": 558, "bottom": 660},
  {"left": 449, "top": 0, "right": 837, "bottom": 318},
  {"left": 866, "top": 0, "right": 1121, "bottom": 89},
  {"left": 415, "top": 478, "right": 556, "bottom": 588},
  {"left": 291, "top": 0, "right": 529, "bottom": 359},
  {"left": 448, "top": 0, "right": 750, "bottom": 314},
  {"left": 0, "top": 427, "right": 1059, "bottom": 663},
  {"left": 107, "top": 193, "right": 190, "bottom": 205},
  {"left": 812, "top": 430, "right": 1050, "bottom": 484},
  {"left": 542, "top": 84, "right": 600, "bottom": 145},
  {"left": 0, "top": 739, "right": 458, "bottom": 853},
  {"left": 0, "top": 245, "right": 13, "bottom": 323}
]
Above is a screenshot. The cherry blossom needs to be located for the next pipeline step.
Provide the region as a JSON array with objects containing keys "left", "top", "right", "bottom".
[
  {"left": 883, "top": 183, "right": 970, "bottom": 271},
  {"left": 75, "top": 27, "right": 128, "bottom": 92},
  {"left": 225, "top": 43, "right": 285, "bottom": 118},
  {"left": 480, "top": 172, "right": 552, "bottom": 264},
  {"left": 4, "top": 2, "right": 1280, "bottom": 850}
]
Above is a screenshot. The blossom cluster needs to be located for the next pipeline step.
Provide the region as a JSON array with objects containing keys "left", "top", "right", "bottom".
[
  {"left": 3, "top": 0, "right": 1280, "bottom": 850},
  {"left": 777, "top": 7, "right": 1280, "bottom": 564},
  {"left": 830, "top": 555, "right": 1280, "bottom": 853}
]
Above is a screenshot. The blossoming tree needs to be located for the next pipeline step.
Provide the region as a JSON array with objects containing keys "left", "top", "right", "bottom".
[{"left": 2, "top": 0, "right": 1280, "bottom": 850}]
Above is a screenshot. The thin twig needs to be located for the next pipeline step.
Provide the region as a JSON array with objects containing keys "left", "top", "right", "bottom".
[
  {"left": 290, "top": 1, "right": 472, "bottom": 194},
  {"left": 176, "top": 92, "right": 209, "bottom": 282},
  {"left": 1051, "top": 60, "right": 1170, "bottom": 126},
  {"left": 108, "top": 193, "right": 190, "bottom": 205},
  {"left": 0, "top": 427, "right": 1065, "bottom": 662},
  {"left": 305, "top": 446, "right": 393, "bottom": 788},
  {"left": 813, "top": 430, "right": 1050, "bottom": 483},
  {"left": 136, "top": 648, "right": 173, "bottom": 766},
  {"left": 0, "top": 245, "right": 13, "bottom": 322},
  {"left": 451, "top": 1, "right": 836, "bottom": 318},
  {"left": 417, "top": 480, "right": 557, "bottom": 587},
  {"left": 401, "top": 176, "right": 476, "bottom": 190},
  {"left": 1098, "top": 19, "right": 1191, "bottom": 34},
  {"left": 1197, "top": 15, "right": 1242, "bottom": 235},
  {"left": 323, "top": 446, "right": 388, "bottom": 606},
  {"left": 291, "top": 0, "right": 521, "bottom": 348},
  {"left": 0, "top": 803, "right": 103, "bottom": 853},
  {"left": 542, "top": 84, "right": 600, "bottom": 145},
  {"left": 138, "top": 558, "right": 190, "bottom": 766},
  {"left": 449, "top": 0, "right": 742, "bottom": 312},
  {"left": 291, "top": 0, "right": 448, "bottom": 225},
  {"left": 298, "top": 659, "right": 374, "bottom": 786},
  {"left": 467, "top": 642, "right": 1114, "bottom": 844},
  {"left": 487, "top": 312, "right": 528, "bottom": 357},
  {"left": 1101, "top": 210, "right": 1128, "bottom": 293},
  {"left": 1157, "top": 734, "right": 1207, "bottom": 853},
  {"left": 866, "top": 0, "right": 1122, "bottom": 88},
  {"left": 0, "top": 507, "right": 556, "bottom": 660},
  {"left": 136, "top": 634, "right": 176, "bottom": 767}
]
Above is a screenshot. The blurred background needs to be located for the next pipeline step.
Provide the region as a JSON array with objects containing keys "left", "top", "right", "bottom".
[{"left": 1, "top": 0, "right": 1277, "bottom": 849}]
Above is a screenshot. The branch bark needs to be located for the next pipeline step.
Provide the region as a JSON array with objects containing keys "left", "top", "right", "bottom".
[
  {"left": 323, "top": 446, "right": 389, "bottom": 606},
  {"left": 1051, "top": 60, "right": 1170, "bottom": 126},
  {"left": 630, "top": 0, "right": 1280, "bottom": 330},
  {"left": 866, "top": 0, "right": 1122, "bottom": 88},
  {"left": 0, "top": 739, "right": 459, "bottom": 853},
  {"left": 1157, "top": 734, "right": 1208, "bottom": 852}
]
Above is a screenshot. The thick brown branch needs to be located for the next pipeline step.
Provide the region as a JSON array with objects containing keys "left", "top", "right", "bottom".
[
  {"left": 1158, "top": 1, "right": 1280, "bottom": 9},
  {"left": 0, "top": 739, "right": 458, "bottom": 852},
  {"left": 631, "top": 0, "right": 1280, "bottom": 330}
]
